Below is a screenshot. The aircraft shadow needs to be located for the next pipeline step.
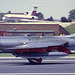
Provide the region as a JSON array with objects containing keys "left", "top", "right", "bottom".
[{"left": 0, "top": 62, "right": 73, "bottom": 66}]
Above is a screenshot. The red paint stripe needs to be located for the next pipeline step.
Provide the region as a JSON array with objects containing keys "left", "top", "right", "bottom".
[
  {"left": 47, "top": 46, "right": 57, "bottom": 52},
  {"left": 57, "top": 46, "right": 72, "bottom": 54},
  {"left": 14, "top": 48, "right": 47, "bottom": 53},
  {"left": 14, "top": 49, "right": 30, "bottom": 53},
  {"left": 14, "top": 46, "right": 72, "bottom": 54}
]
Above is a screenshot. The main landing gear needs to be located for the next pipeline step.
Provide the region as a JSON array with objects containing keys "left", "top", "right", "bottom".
[{"left": 27, "top": 58, "right": 42, "bottom": 64}]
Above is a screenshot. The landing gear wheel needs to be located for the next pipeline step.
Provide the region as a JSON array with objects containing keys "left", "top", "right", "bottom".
[{"left": 27, "top": 58, "right": 42, "bottom": 64}]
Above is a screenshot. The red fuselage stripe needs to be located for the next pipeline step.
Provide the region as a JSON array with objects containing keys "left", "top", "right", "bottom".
[
  {"left": 57, "top": 46, "right": 72, "bottom": 54},
  {"left": 14, "top": 46, "right": 72, "bottom": 54}
]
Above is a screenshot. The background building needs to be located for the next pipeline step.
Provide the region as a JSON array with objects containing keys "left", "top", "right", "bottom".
[{"left": 0, "top": 22, "right": 69, "bottom": 36}]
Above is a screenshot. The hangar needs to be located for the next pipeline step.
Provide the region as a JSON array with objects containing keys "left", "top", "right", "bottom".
[{"left": 0, "top": 22, "right": 69, "bottom": 36}]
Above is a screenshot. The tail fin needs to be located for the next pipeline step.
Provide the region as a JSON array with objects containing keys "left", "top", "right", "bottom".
[{"left": 31, "top": 6, "right": 38, "bottom": 16}]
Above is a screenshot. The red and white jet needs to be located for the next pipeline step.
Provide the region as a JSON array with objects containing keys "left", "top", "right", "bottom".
[
  {"left": 2, "top": 7, "right": 38, "bottom": 22},
  {"left": 0, "top": 34, "right": 75, "bottom": 64}
]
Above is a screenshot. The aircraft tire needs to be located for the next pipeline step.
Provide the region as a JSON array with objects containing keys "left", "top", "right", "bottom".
[{"left": 27, "top": 58, "right": 42, "bottom": 64}]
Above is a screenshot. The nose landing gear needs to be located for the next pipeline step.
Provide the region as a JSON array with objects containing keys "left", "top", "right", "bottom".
[{"left": 27, "top": 58, "right": 42, "bottom": 64}]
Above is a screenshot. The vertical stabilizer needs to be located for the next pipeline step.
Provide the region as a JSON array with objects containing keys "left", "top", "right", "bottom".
[{"left": 31, "top": 6, "right": 38, "bottom": 16}]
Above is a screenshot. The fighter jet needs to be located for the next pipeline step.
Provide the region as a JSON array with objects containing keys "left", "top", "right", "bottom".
[{"left": 0, "top": 34, "right": 75, "bottom": 64}]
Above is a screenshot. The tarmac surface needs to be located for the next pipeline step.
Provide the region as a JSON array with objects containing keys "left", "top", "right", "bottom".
[{"left": 0, "top": 57, "right": 75, "bottom": 75}]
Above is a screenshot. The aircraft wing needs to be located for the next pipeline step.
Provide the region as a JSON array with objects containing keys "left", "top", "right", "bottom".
[{"left": 5, "top": 40, "right": 67, "bottom": 50}]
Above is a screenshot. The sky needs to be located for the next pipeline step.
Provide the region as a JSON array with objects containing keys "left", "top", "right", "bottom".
[{"left": 0, "top": 0, "right": 75, "bottom": 19}]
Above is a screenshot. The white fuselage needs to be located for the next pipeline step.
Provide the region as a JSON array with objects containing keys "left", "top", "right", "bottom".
[{"left": 2, "top": 14, "right": 38, "bottom": 22}]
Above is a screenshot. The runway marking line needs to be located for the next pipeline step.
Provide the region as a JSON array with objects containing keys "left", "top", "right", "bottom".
[
  {"left": 0, "top": 60, "right": 75, "bottom": 63},
  {"left": 0, "top": 73, "right": 75, "bottom": 75},
  {"left": 0, "top": 56, "right": 75, "bottom": 59}
]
